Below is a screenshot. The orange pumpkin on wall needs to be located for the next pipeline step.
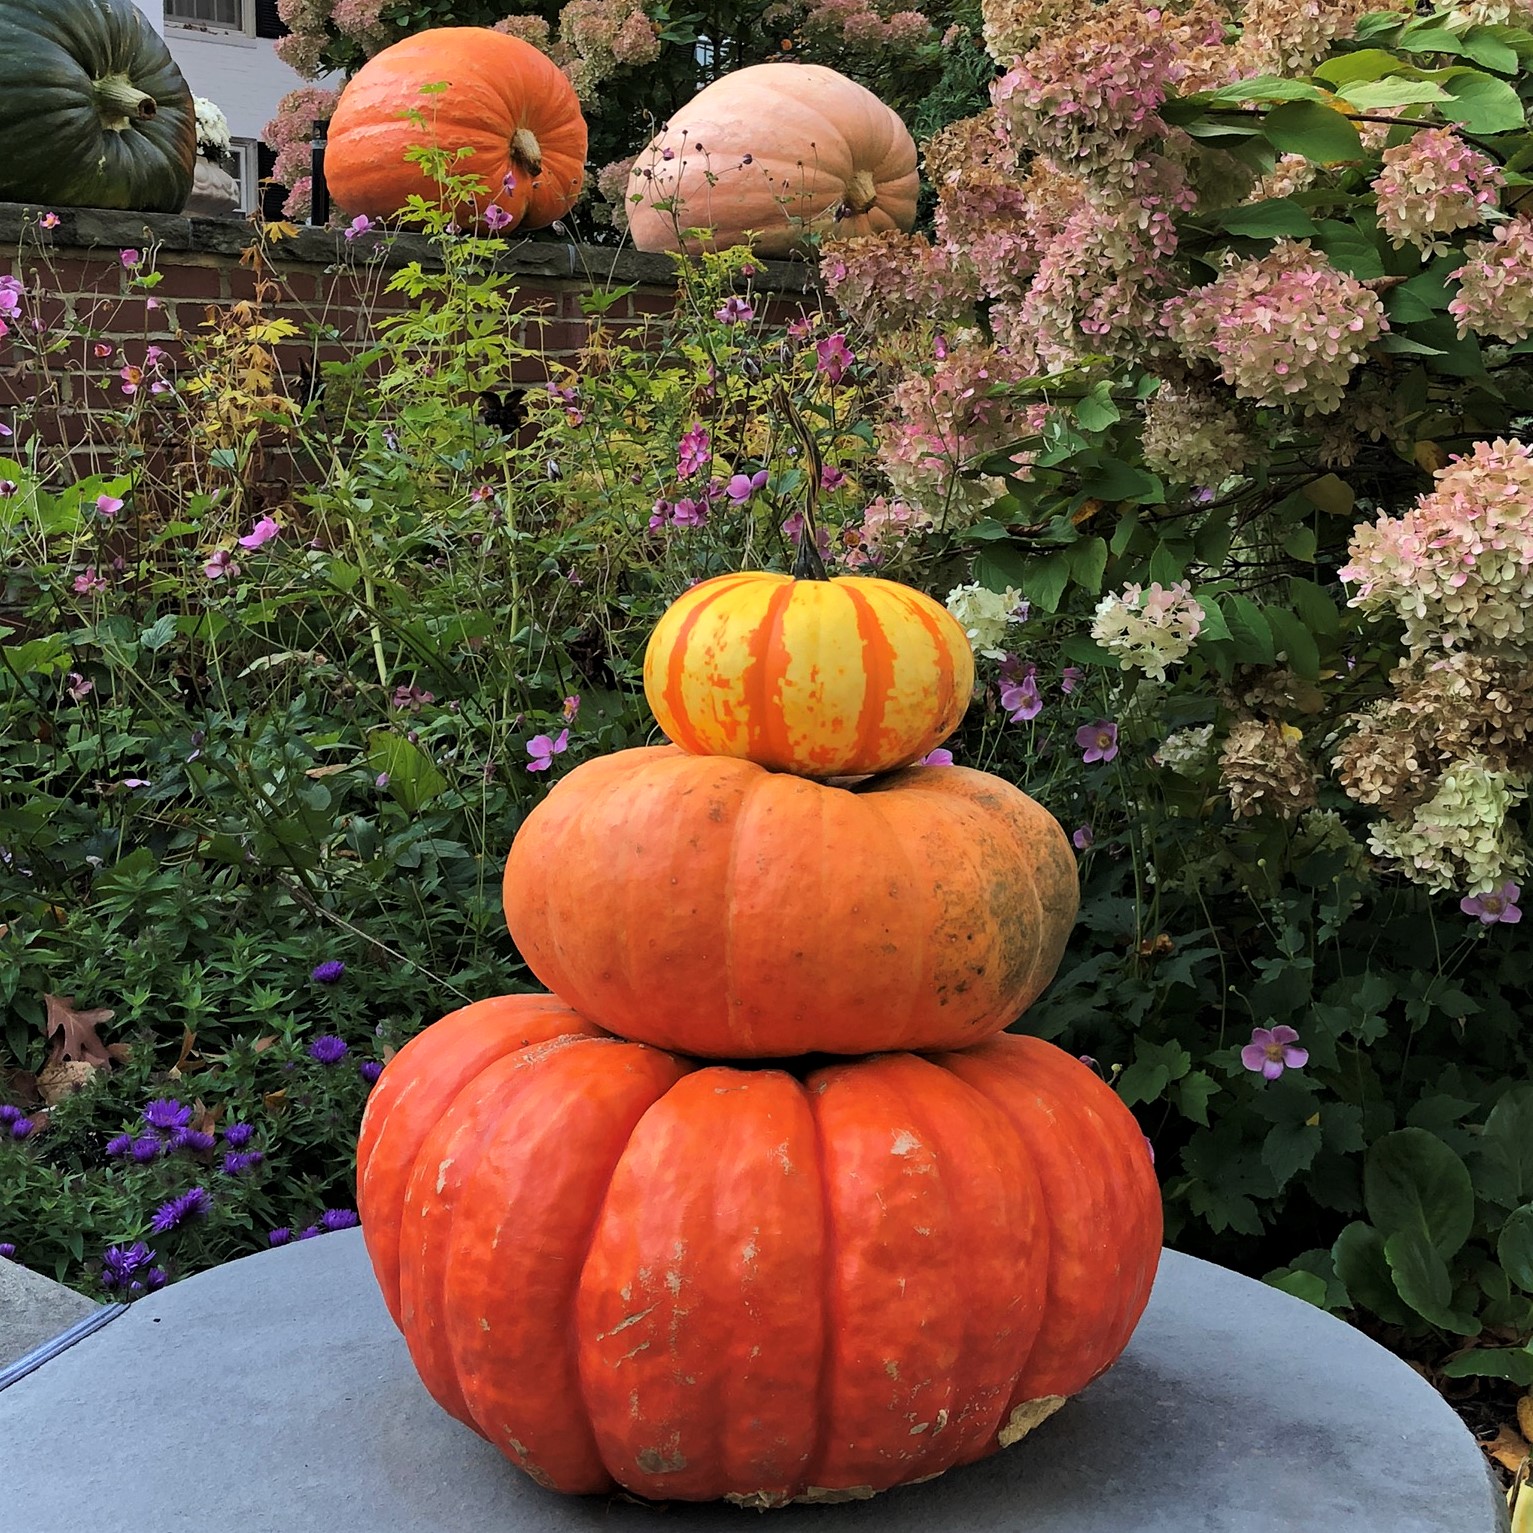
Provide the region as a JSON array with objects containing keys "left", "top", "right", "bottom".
[
  {"left": 644, "top": 569, "right": 975, "bottom": 778},
  {"left": 502, "top": 746, "right": 1078, "bottom": 1057},
  {"left": 625, "top": 63, "right": 919, "bottom": 257},
  {"left": 324, "top": 29, "right": 586, "bottom": 232},
  {"left": 357, "top": 992, "right": 1162, "bottom": 1504}
]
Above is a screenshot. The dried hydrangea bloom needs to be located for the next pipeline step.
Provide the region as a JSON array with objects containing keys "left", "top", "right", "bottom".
[
  {"left": 493, "top": 14, "right": 555, "bottom": 48},
  {"left": 1231, "top": 0, "right": 1375, "bottom": 77},
  {"left": 1373, "top": 128, "right": 1503, "bottom": 258},
  {"left": 558, "top": 0, "right": 660, "bottom": 98},
  {"left": 1249, "top": 152, "right": 1320, "bottom": 204},
  {"left": 821, "top": 231, "right": 976, "bottom": 334},
  {"left": 1220, "top": 718, "right": 1318, "bottom": 820},
  {"left": 1163, "top": 240, "right": 1387, "bottom": 416},
  {"left": 1155, "top": 724, "right": 1217, "bottom": 775},
  {"left": 979, "top": 0, "right": 1085, "bottom": 65},
  {"left": 1366, "top": 754, "right": 1529, "bottom": 895},
  {"left": 594, "top": 154, "right": 637, "bottom": 231},
  {"left": 1449, "top": 216, "right": 1533, "bottom": 343},
  {"left": 1333, "top": 706, "right": 1433, "bottom": 812},
  {"left": 1140, "top": 379, "right": 1255, "bottom": 488},
  {"left": 1091, "top": 581, "right": 1207, "bottom": 682},
  {"left": 1341, "top": 439, "right": 1533, "bottom": 653}
]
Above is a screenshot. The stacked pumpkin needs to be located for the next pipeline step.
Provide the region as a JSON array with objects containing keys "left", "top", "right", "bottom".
[{"left": 356, "top": 566, "right": 1163, "bottom": 1506}]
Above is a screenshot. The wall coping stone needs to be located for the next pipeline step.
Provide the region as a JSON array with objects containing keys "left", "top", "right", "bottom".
[{"left": 0, "top": 202, "right": 814, "bottom": 292}]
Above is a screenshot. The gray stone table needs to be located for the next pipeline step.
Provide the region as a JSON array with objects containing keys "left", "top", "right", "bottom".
[
  {"left": 0, "top": 1231, "right": 1504, "bottom": 1532},
  {"left": 0, "top": 1254, "right": 104, "bottom": 1374}
]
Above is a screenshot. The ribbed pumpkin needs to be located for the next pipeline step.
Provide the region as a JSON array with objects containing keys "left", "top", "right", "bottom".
[
  {"left": 644, "top": 570, "right": 974, "bottom": 778},
  {"left": 502, "top": 747, "right": 1077, "bottom": 1057},
  {"left": 625, "top": 63, "right": 918, "bottom": 257},
  {"left": 357, "top": 992, "right": 1162, "bottom": 1505},
  {"left": 0, "top": 0, "right": 196, "bottom": 212},
  {"left": 324, "top": 29, "right": 586, "bottom": 232}
]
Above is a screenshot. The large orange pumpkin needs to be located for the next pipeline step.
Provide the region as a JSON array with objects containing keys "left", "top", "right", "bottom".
[
  {"left": 324, "top": 29, "right": 586, "bottom": 232},
  {"left": 357, "top": 993, "right": 1162, "bottom": 1505},
  {"left": 644, "top": 570, "right": 974, "bottom": 778},
  {"left": 502, "top": 747, "right": 1077, "bottom": 1057},
  {"left": 625, "top": 63, "right": 919, "bottom": 257}
]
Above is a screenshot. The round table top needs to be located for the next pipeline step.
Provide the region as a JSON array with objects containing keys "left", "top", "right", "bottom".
[{"left": 0, "top": 1230, "right": 1501, "bottom": 1532}]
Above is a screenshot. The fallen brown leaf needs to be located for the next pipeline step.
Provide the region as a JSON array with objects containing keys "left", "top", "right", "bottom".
[
  {"left": 263, "top": 1089, "right": 287, "bottom": 1117},
  {"left": 381, "top": 1043, "right": 397, "bottom": 1065},
  {"left": 252, "top": 1035, "right": 279, "bottom": 1055},
  {"left": 304, "top": 764, "right": 349, "bottom": 778},
  {"left": 43, "top": 993, "right": 115, "bottom": 1068},
  {"left": 1, "top": 1068, "right": 40, "bottom": 1109},
  {"left": 1485, "top": 1425, "right": 1531, "bottom": 1475},
  {"left": 36, "top": 1059, "right": 100, "bottom": 1106}
]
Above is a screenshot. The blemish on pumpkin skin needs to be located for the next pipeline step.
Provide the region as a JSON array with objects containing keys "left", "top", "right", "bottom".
[
  {"left": 435, "top": 1159, "right": 453, "bottom": 1194},
  {"left": 599, "top": 1305, "right": 657, "bottom": 1339},
  {"left": 636, "top": 1446, "right": 688, "bottom": 1475}
]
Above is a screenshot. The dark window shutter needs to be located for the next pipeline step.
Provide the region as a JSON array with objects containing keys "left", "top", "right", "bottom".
[
  {"left": 254, "top": 1, "right": 287, "bottom": 38},
  {"left": 257, "top": 143, "right": 287, "bottom": 220}
]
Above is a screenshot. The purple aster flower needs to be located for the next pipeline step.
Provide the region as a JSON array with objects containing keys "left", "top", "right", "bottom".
[
  {"left": 130, "top": 1135, "right": 162, "bottom": 1163},
  {"left": 296, "top": 1225, "right": 321, "bottom": 1240},
  {"left": 308, "top": 1035, "right": 349, "bottom": 1065},
  {"left": 1072, "top": 824, "right": 1094, "bottom": 851},
  {"left": 222, "top": 1121, "right": 254, "bottom": 1148},
  {"left": 267, "top": 1227, "right": 292, "bottom": 1247},
  {"left": 149, "top": 1187, "right": 211, "bottom": 1234},
  {"left": 105, "top": 1133, "right": 135, "bottom": 1158},
  {"left": 0, "top": 1242, "right": 15, "bottom": 1260},
  {"left": 168, "top": 1129, "right": 215, "bottom": 1155},
  {"left": 10, "top": 1117, "right": 34, "bottom": 1140},
  {"left": 142, "top": 1098, "right": 191, "bottom": 1132},
  {"left": 1076, "top": 720, "right": 1119, "bottom": 764},
  {"left": 143, "top": 1267, "right": 167, "bottom": 1291},
  {"left": 222, "top": 1150, "right": 265, "bottom": 1175},
  {"left": 320, "top": 1208, "right": 360, "bottom": 1232},
  {"left": 100, "top": 1241, "right": 153, "bottom": 1289},
  {"left": 359, "top": 1060, "right": 384, "bottom": 1085},
  {"left": 0, "top": 1104, "right": 20, "bottom": 1125},
  {"left": 311, "top": 959, "right": 346, "bottom": 984},
  {"left": 1240, "top": 1025, "right": 1309, "bottom": 1082},
  {"left": 1460, "top": 881, "right": 1522, "bottom": 925}
]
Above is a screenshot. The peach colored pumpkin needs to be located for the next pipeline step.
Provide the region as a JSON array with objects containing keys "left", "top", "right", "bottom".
[{"left": 625, "top": 63, "right": 918, "bottom": 257}]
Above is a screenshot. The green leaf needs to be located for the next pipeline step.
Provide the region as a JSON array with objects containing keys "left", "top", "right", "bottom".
[
  {"left": 1268, "top": 1270, "right": 1329, "bottom": 1308},
  {"left": 1174, "top": 1070, "right": 1220, "bottom": 1126},
  {"left": 1265, "top": 607, "right": 1322, "bottom": 681},
  {"left": 1301, "top": 473, "right": 1355, "bottom": 517},
  {"left": 1215, "top": 198, "right": 1319, "bottom": 238},
  {"left": 1333, "top": 1221, "right": 1415, "bottom": 1324},
  {"left": 1118, "top": 1039, "right": 1192, "bottom": 1108},
  {"left": 1460, "top": 27, "right": 1520, "bottom": 74},
  {"left": 1497, "top": 1204, "right": 1533, "bottom": 1292},
  {"left": 138, "top": 614, "right": 178, "bottom": 652},
  {"left": 1263, "top": 1122, "right": 1323, "bottom": 1191},
  {"left": 1441, "top": 1346, "right": 1533, "bottom": 1385},
  {"left": 1314, "top": 48, "right": 1407, "bottom": 87},
  {"left": 1208, "top": 76, "right": 1330, "bottom": 104},
  {"left": 1263, "top": 100, "right": 1365, "bottom": 163},
  {"left": 1313, "top": 218, "right": 1387, "bottom": 279},
  {"left": 1384, "top": 1228, "right": 1478, "bottom": 1331},
  {"left": 1068, "top": 536, "right": 1109, "bottom": 594},
  {"left": 1364, "top": 1127, "right": 1475, "bottom": 1258},
  {"left": 1281, "top": 524, "right": 1317, "bottom": 561},
  {"left": 1289, "top": 577, "right": 1340, "bottom": 636},
  {"left": 1438, "top": 69, "right": 1527, "bottom": 133},
  {"left": 2, "top": 634, "right": 70, "bottom": 677},
  {"left": 1477, "top": 1085, "right": 1533, "bottom": 1208},
  {"left": 1339, "top": 77, "right": 1450, "bottom": 110},
  {"left": 365, "top": 732, "right": 448, "bottom": 815},
  {"left": 1074, "top": 383, "right": 1121, "bottom": 433},
  {"left": 1224, "top": 593, "right": 1275, "bottom": 664}
]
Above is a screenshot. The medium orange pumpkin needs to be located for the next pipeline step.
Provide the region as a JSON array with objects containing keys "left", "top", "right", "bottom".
[
  {"left": 324, "top": 29, "right": 586, "bottom": 232},
  {"left": 357, "top": 992, "right": 1162, "bottom": 1504},
  {"left": 644, "top": 570, "right": 974, "bottom": 777},
  {"left": 502, "top": 746, "right": 1077, "bottom": 1057},
  {"left": 625, "top": 63, "right": 918, "bottom": 257}
]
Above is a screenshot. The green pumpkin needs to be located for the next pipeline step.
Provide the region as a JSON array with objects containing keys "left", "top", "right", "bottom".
[{"left": 0, "top": 0, "right": 197, "bottom": 213}]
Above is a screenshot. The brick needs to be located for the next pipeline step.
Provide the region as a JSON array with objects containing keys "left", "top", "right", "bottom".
[{"left": 151, "top": 264, "right": 226, "bottom": 301}]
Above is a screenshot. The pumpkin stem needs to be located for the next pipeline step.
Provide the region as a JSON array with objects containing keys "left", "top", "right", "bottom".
[
  {"left": 772, "top": 382, "right": 831, "bottom": 582},
  {"left": 94, "top": 75, "right": 158, "bottom": 131},
  {"left": 510, "top": 127, "right": 544, "bottom": 176},
  {"left": 839, "top": 170, "right": 878, "bottom": 217}
]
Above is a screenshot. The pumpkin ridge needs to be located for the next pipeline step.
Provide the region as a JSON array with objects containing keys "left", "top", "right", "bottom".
[
  {"left": 746, "top": 581, "right": 799, "bottom": 766},
  {"left": 854, "top": 785, "right": 928, "bottom": 1049},
  {"left": 846, "top": 583, "right": 900, "bottom": 770},
  {"left": 882, "top": 581, "right": 965, "bottom": 761},
  {"left": 801, "top": 1070, "right": 841, "bottom": 1495},
  {"left": 654, "top": 576, "right": 750, "bottom": 755}
]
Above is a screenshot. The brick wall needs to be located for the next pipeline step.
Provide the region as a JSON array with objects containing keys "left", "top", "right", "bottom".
[{"left": 0, "top": 203, "right": 812, "bottom": 481}]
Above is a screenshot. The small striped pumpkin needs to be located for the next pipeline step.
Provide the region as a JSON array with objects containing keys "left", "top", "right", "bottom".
[{"left": 643, "top": 571, "right": 974, "bottom": 778}]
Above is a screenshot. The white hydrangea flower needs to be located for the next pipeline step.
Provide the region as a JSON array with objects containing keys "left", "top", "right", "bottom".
[
  {"left": 1091, "top": 581, "right": 1206, "bottom": 681},
  {"left": 1155, "top": 724, "right": 1216, "bottom": 775},
  {"left": 1367, "top": 755, "right": 1528, "bottom": 894},
  {"left": 945, "top": 581, "right": 1026, "bottom": 660}
]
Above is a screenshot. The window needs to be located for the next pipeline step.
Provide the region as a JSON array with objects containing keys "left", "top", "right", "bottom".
[
  {"left": 165, "top": 0, "right": 248, "bottom": 30},
  {"left": 228, "top": 139, "right": 260, "bottom": 214}
]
